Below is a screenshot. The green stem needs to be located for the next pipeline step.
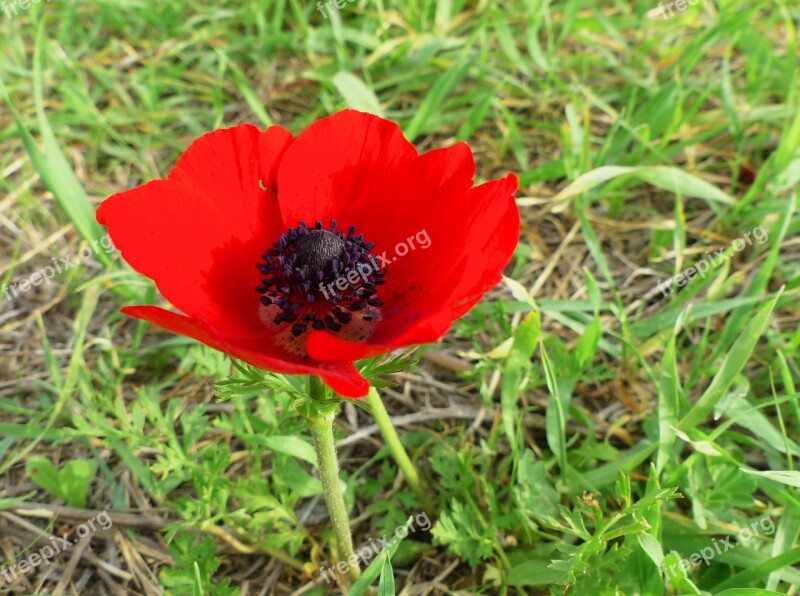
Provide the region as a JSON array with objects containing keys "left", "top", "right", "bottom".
[
  {"left": 306, "top": 376, "right": 360, "bottom": 585},
  {"left": 366, "top": 387, "right": 436, "bottom": 514}
]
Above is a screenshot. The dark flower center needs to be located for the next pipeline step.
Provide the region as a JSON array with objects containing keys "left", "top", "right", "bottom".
[
  {"left": 256, "top": 219, "right": 384, "bottom": 337},
  {"left": 294, "top": 230, "right": 345, "bottom": 279}
]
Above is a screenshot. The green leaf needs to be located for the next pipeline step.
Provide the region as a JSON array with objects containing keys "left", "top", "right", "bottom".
[
  {"left": 579, "top": 440, "right": 658, "bottom": 489},
  {"left": 542, "top": 343, "right": 568, "bottom": 474},
  {"left": 59, "top": 459, "right": 99, "bottom": 508},
  {"left": 514, "top": 450, "right": 559, "bottom": 520},
  {"left": 273, "top": 459, "right": 322, "bottom": 498},
  {"left": 332, "top": 72, "right": 384, "bottom": 116},
  {"left": 26, "top": 457, "right": 98, "bottom": 507},
  {"left": 501, "top": 311, "right": 540, "bottom": 448},
  {"left": 554, "top": 165, "right": 735, "bottom": 209},
  {"left": 636, "top": 533, "right": 664, "bottom": 568},
  {"left": 503, "top": 275, "right": 536, "bottom": 310},
  {"left": 377, "top": 557, "right": 395, "bottom": 595},
  {"left": 507, "top": 558, "right": 566, "bottom": 586},
  {"left": 656, "top": 308, "right": 689, "bottom": 474},
  {"left": 0, "top": 494, "right": 34, "bottom": 510},
  {"left": 740, "top": 469, "right": 800, "bottom": 488},
  {"left": 26, "top": 456, "right": 62, "bottom": 500},
  {"left": 259, "top": 435, "right": 318, "bottom": 465},
  {"left": 679, "top": 292, "right": 781, "bottom": 430},
  {"left": 574, "top": 316, "right": 600, "bottom": 370}
]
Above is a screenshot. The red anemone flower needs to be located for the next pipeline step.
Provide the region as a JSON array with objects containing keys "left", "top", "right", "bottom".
[{"left": 97, "top": 110, "right": 519, "bottom": 398}]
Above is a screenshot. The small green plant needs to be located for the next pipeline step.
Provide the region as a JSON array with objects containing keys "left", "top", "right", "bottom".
[{"left": 25, "top": 456, "right": 98, "bottom": 508}]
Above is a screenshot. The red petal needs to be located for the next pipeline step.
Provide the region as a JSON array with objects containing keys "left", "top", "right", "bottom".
[
  {"left": 97, "top": 125, "right": 294, "bottom": 338},
  {"left": 307, "top": 173, "right": 519, "bottom": 361},
  {"left": 275, "top": 110, "right": 418, "bottom": 232},
  {"left": 123, "top": 306, "right": 369, "bottom": 398},
  {"left": 359, "top": 141, "right": 477, "bottom": 256}
]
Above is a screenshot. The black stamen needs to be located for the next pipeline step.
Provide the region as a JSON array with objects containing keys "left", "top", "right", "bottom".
[{"left": 255, "top": 219, "right": 384, "bottom": 336}]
